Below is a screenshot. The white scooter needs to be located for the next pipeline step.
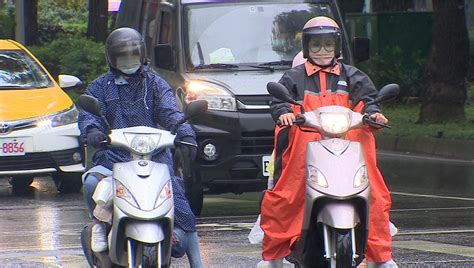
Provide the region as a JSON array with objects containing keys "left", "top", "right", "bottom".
[
  {"left": 77, "top": 94, "right": 207, "bottom": 267},
  {"left": 267, "top": 82, "right": 399, "bottom": 268}
]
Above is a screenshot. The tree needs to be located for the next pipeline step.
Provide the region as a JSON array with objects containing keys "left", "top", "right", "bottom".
[
  {"left": 418, "top": 0, "right": 469, "bottom": 123},
  {"left": 24, "top": 0, "right": 39, "bottom": 45},
  {"left": 86, "top": 0, "right": 108, "bottom": 42}
]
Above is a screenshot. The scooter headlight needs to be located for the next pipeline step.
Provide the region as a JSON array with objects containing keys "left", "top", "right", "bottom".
[
  {"left": 124, "top": 133, "right": 161, "bottom": 154},
  {"left": 319, "top": 112, "right": 351, "bottom": 135},
  {"left": 353, "top": 165, "right": 368, "bottom": 188},
  {"left": 115, "top": 179, "right": 139, "bottom": 208},
  {"left": 307, "top": 165, "right": 328, "bottom": 188},
  {"left": 154, "top": 181, "right": 172, "bottom": 208}
]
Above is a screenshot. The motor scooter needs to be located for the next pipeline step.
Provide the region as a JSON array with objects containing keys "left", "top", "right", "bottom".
[
  {"left": 77, "top": 94, "right": 207, "bottom": 267},
  {"left": 267, "top": 82, "right": 399, "bottom": 268}
]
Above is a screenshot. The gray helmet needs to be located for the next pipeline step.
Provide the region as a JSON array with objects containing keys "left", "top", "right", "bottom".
[{"left": 105, "top": 27, "right": 147, "bottom": 75}]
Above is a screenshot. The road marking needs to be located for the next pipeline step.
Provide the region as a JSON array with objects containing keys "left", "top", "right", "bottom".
[
  {"left": 392, "top": 191, "right": 474, "bottom": 201},
  {"left": 393, "top": 240, "right": 474, "bottom": 258},
  {"left": 397, "top": 229, "right": 474, "bottom": 235},
  {"left": 378, "top": 151, "right": 474, "bottom": 164},
  {"left": 392, "top": 206, "right": 474, "bottom": 212}
]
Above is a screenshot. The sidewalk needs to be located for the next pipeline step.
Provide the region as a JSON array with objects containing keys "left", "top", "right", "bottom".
[{"left": 376, "top": 135, "right": 474, "bottom": 161}]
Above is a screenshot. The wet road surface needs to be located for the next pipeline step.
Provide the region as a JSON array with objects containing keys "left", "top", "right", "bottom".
[{"left": 0, "top": 151, "right": 474, "bottom": 267}]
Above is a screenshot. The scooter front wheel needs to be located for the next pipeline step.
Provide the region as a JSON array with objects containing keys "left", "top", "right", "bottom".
[{"left": 335, "top": 230, "right": 353, "bottom": 268}]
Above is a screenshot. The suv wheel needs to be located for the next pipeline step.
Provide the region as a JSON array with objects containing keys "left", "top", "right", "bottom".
[
  {"left": 174, "top": 147, "right": 204, "bottom": 216},
  {"left": 9, "top": 176, "right": 34, "bottom": 193},
  {"left": 53, "top": 172, "right": 83, "bottom": 193}
]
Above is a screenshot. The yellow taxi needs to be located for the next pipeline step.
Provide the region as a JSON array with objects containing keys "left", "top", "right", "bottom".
[{"left": 0, "top": 39, "right": 85, "bottom": 193}]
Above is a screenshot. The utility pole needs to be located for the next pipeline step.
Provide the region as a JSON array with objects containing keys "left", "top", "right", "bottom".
[{"left": 15, "top": 0, "right": 26, "bottom": 44}]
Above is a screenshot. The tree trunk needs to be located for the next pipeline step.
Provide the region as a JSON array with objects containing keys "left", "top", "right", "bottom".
[
  {"left": 87, "top": 0, "right": 108, "bottom": 43},
  {"left": 418, "top": 0, "right": 469, "bottom": 123},
  {"left": 24, "top": 0, "right": 38, "bottom": 45}
]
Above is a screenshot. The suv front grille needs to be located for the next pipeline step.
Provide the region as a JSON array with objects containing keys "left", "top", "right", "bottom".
[
  {"left": 240, "top": 131, "right": 274, "bottom": 154},
  {"left": 236, "top": 95, "right": 272, "bottom": 106},
  {"left": 0, "top": 148, "right": 81, "bottom": 171}
]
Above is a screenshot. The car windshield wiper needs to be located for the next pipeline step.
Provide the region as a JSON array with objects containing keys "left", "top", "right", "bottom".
[
  {"left": 192, "top": 63, "right": 239, "bottom": 70},
  {"left": 240, "top": 64, "right": 274, "bottom": 72},
  {"left": 259, "top": 60, "right": 293, "bottom": 66}
]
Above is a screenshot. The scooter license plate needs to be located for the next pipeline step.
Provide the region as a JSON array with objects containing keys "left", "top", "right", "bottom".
[
  {"left": 0, "top": 138, "right": 26, "bottom": 156},
  {"left": 262, "top": 155, "right": 271, "bottom": 177}
]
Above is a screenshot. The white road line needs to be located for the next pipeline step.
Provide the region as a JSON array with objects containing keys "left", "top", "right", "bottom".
[
  {"left": 392, "top": 206, "right": 474, "bottom": 212},
  {"left": 378, "top": 151, "right": 474, "bottom": 164},
  {"left": 393, "top": 240, "right": 474, "bottom": 258},
  {"left": 392, "top": 191, "right": 474, "bottom": 201},
  {"left": 398, "top": 229, "right": 474, "bottom": 235}
]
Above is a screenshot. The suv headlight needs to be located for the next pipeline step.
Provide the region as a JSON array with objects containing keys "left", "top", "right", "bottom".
[
  {"left": 185, "top": 81, "right": 236, "bottom": 111},
  {"left": 319, "top": 111, "right": 351, "bottom": 135},
  {"left": 36, "top": 106, "right": 78, "bottom": 128},
  {"left": 124, "top": 133, "right": 161, "bottom": 154},
  {"left": 115, "top": 180, "right": 139, "bottom": 208}
]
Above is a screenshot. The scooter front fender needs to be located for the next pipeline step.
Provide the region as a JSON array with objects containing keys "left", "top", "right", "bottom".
[
  {"left": 125, "top": 221, "right": 165, "bottom": 243},
  {"left": 317, "top": 201, "right": 360, "bottom": 229}
]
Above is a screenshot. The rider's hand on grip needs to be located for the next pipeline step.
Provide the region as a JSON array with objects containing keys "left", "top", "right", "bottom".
[
  {"left": 278, "top": 113, "right": 296, "bottom": 126},
  {"left": 363, "top": 115, "right": 391, "bottom": 129},
  {"left": 86, "top": 128, "right": 108, "bottom": 148}
]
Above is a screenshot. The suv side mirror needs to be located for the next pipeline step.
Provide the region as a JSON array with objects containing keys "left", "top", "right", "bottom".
[
  {"left": 352, "top": 37, "right": 370, "bottom": 63},
  {"left": 154, "top": 44, "right": 175, "bottom": 70}
]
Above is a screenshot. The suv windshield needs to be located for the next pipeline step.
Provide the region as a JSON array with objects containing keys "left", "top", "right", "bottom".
[
  {"left": 0, "top": 51, "right": 53, "bottom": 89},
  {"left": 184, "top": 2, "right": 333, "bottom": 71}
]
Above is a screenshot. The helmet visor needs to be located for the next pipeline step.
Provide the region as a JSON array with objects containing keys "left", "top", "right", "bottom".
[
  {"left": 308, "top": 34, "right": 337, "bottom": 53},
  {"left": 107, "top": 39, "right": 144, "bottom": 72}
]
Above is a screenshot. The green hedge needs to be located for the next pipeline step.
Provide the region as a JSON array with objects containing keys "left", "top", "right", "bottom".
[
  {"left": 0, "top": 4, "right": 14, "bottom": 38},
  {"left": 29, "top": 35, "right": 108, "bottom": 96},
  {"left": 356, "top": 46, "right": 426, "bottom": 101}
]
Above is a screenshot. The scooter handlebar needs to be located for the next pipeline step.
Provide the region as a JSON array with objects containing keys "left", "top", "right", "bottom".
[
  {"left": 276, "top": 115, "right": 306, "bottom": 127},
  {"left": 363, "top": 115, "right": 392, "bottom": 129}
]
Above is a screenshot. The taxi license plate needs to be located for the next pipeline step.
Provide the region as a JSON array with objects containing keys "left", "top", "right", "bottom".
[
  {"left": 0, "top": 138, "right": 26, "bottom": 156},
  {"left": 262, "top": 155, "right": 271, "bottom": 177}
]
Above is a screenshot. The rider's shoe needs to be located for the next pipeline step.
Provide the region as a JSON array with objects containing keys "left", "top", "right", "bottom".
[
  {"left": 91, "top": 223, "right": 108, "bottom": 253},
  {"left": 256, "top": 258, "right": 284, "bottom": 268},
  {"left": 367, "top": 259, "right": 398, "bottom": 268}
]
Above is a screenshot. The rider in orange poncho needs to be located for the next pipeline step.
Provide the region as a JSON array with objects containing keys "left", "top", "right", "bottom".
[{"left": 260, "top": 16, "right": 397, "bottom": 267}]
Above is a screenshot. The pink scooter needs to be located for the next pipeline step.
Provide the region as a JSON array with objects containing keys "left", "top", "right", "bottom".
[{"left": 267, "top": 82, "right": 399, "bottom": 268}]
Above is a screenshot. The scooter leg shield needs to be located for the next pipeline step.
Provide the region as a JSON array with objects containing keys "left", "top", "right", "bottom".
[
  {"left": 125, "top": 221, "right": 165, "bottom": 243},
  {"left": 317, "top": 202, "right": 360, "bottom": 229}
]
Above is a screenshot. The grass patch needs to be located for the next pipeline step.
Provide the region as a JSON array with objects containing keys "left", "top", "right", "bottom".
[{"left": 377, "top": 102, "right": 474, "bottom": 140}]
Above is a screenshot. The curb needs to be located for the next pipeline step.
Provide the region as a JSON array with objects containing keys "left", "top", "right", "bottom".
[{"left": 376, "top": 135, "right": 474, "bottom": 161}]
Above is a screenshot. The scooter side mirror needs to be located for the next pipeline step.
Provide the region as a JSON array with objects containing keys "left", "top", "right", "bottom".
[
  {"left": 172, "top": 100, "right": 208, "bottom": 135},
  {"left": 267, "top": 82, "right": 305, "bottom": 113},
  {"left": 77, "top": 95, "right": 102, "bottom": 116},
  {"left": 77, "top": 94, "right": 112, "bottom": 134},
  {"left": 366, "top": 83, "right": 400, "bottom": 106},
  {"left": 267, "top": 82, "right": 294, "bottom": 103},
  {"left": 185, "top": 100, "right": 208, "bottom": 120}
]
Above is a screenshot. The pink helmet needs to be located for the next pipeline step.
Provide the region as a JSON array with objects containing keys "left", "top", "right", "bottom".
[
  {"left": 302, "top": 16, "right": 341, "bottom": 59},
  {"left": 292, "top": 51, "right": 305, "bottom": 67}
]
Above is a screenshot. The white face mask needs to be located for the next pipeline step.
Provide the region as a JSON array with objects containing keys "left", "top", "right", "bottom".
[{"left": 116, "top": 55, "right": 142, "bottom": 75}]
